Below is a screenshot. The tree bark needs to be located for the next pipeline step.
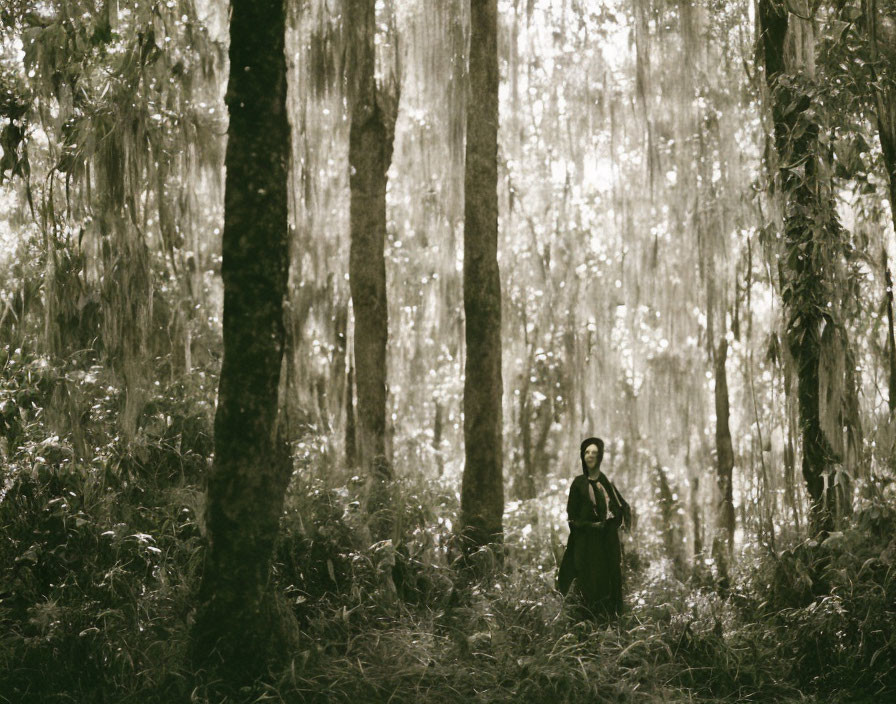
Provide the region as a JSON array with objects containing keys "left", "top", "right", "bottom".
[
  {"left": 532, "top": 396, "right": 553, "bottom": 489},
  {"left": 345, "top": 363, "right": 358, "bottom": 468},
  {"left": 759, "top": 0, "right": 849, "bottom": 532},
  {"left": 690, "top": 474, "right": 704, "bottom": 562},
  {"left": 460, "top": 0, "right": 504, "bottom": 550},
  {"left": 865, "top": 0, "right": 896, "bottom": 239},
  {"left": 886, "top": 254, "right": 896, "bottom": 413},
  {"left": 191, "top": 0, "right": 294, "bottom": 681},
  {"left": 655, "top": 461, "right": 687, "bottom": 580},
  {"left": 866, "top": 1, "right": 896, "bottom": 411},
  {"left": 518, "top": 371, "right": 535, "bottom": 500},
  {"left": 347, "top": 0, "right": 395, "bottom": 480},
  {"left": 783, "top": 391, "right": 802, "bottom": 529},
  {"left": 330, "top": 300, "right": 349, "bottom": 433},
  {"left": 712, "top": 338, "right": 735, "bottom": 580},
  {"left": 433, "top": 399, "right": 444, "bottom": 476}
]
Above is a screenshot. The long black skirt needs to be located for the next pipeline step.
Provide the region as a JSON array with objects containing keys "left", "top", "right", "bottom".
[{"left": 557, "top": 524, "right": 624, "bottom": 617}]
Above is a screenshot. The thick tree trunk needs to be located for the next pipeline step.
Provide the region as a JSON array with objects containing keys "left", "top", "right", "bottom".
[
  {"left": 865, "top": 0, "right": 896, "bottom": 239},
  {"left": 875, "top": 94, "right": 896, "bottom": 241},
  {"left": 192, "top": 0, "right": 294, "bottom": 681},
  {"left": 712, "top": 338, "right": 735, "bottom": 581},
  {"left": 347, "top": 0, "right": 394, "bottom": 480},
  {"left": 759, "top": 0, "right": 849, "bottom": 532},
  {"left": 460, "top": 0, "right": 504, "bottom": 550},
  {"left": 866, "top": 1, "right": 896, "bottom": 410}
]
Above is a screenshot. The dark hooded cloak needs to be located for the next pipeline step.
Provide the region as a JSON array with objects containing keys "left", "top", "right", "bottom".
[{"left": 556, "top": 437, "right": 631, "bottom": 616}]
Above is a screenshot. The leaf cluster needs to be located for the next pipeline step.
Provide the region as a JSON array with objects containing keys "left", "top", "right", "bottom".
[{"left": 0, "top": 348, "right": 214, "bottom": 703}]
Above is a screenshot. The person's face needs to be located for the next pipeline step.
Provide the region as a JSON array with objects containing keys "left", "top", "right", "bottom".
[{"left": 584, "top": 443, "right": 600, "bottom": 471}]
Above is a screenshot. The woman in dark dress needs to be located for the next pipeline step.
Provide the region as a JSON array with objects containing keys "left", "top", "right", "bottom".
[{"left": 557, "top": 437, "right": 631, "bottom": 617}]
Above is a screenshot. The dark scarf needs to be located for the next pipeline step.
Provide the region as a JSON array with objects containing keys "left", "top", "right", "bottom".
[{"left": 579, "top": 436, "right": 627, "bottom": 520}]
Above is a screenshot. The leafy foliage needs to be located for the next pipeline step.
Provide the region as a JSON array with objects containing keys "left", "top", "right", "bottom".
[
  {"left": 0, "top": 348, "right": 211, "bottom": 702},
  {"left": 1, "top": 359, "right": 893, "bottom": 701}
]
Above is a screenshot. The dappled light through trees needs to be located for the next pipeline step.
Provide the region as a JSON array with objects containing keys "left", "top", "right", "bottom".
[{"left": 1, "top": 0, "right": 896, "bottom": 701}]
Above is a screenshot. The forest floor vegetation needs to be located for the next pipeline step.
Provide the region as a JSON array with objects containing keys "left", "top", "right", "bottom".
[{"left": 0, "top": 350, "right": 895, "bottom": 703}]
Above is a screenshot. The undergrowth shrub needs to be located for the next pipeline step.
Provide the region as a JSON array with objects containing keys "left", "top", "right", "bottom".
[
  {"left": 0, "top": 349, "right": 211, "bottom": 703},
  {"left": 0, "top": 459, "right": 205, "bottom": 702},
  {"left": 2, "top": 348, "right": 895, "bottom": 703},
  {"left": 275, "top": 467, "right": 458, "bottom": 628},
  {"left": 748, "top": 500, "right": 896, "bottom": 698}
]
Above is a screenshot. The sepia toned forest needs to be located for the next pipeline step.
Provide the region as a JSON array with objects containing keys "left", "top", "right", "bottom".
[{"left": 1, "top": 0, "right": 895, "bottom": 701}]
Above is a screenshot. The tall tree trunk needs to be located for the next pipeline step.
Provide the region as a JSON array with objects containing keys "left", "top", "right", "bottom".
[
  {"left": 866, "top": 0, "right": 896, "bottom": 410},
  {"left": 460, "top": 0, "right": 504, "bottom": 550},
  {"left": 347, "top": 0, "right": 396, "bottom": 481},
  {"left": 701, "top": 203, "right": 734, "bottom": 583},
  {"left": 865, "top": 0, "right": 896, "bottom": 238},
  {"left": 712, "top": 338, "right": 735, "bottom": 583},
  {"left": 192, "top": 0, "right": 294, "bottom": 681},
  {"left": 759, "top": 0, "right": 849, "bottom": 532},
  {"left": 685, "top": 407, "right": 704, "bottom": 570}
]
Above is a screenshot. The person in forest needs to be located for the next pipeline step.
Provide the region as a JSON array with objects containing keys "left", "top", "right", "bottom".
[{"left": 557, "top": 437, "right": 631, "bottom": 618}]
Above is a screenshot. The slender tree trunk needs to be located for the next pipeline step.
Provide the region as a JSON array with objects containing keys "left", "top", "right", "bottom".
[
  {"left": 685, "top": 405, "right": 704, "bottom": 570},
  {"left": 532, "top": 398, "right": 553, "bottom": 487},
  {"left": 192, "top": 0, "right": 294, "bottom": 680},
  {"left": 655, "top": 461, "right": 686, "bottom": 580},
  {"left": 712, "top": 338, "right": 735, "bottom": 581},
  {"left": 345, "top": 363, "right": 357, "bottom": 468},
  {"left": 783, "top": 393, "right": 801, "bottom": 529},
  {"left": 748, "top": 350, "right": 777, "bottom": 550},
  {"left": 518, "top": 378, "right": 535, "bottom": 500},
  {"left": 347, "top": 0, "right": 395, "bottom": 480},
  {"left": 331, "top": 301, "right": 349, "bottom": 431},
  {"left": 516, "top": 323, "right": 536, "bottom": 501},
  {"left": 433, "top": 399, "right": 444, "bottom": 476},
  {"left": 886, "top": 254, "right": 896, "bottom": 413},
  {"left": 460, "top": 0, "right": 504, "bottom": 550},
  {"left": 702, "top": 212, "right": 734, "bottom": 582},
  {"left": 691, "top": 475, "right": 704, "bottom": 562},
  {"left": 155, "top": 155, "right": 193, "bottom": 377}
]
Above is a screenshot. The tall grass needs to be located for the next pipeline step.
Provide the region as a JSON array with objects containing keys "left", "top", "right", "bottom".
[{"left": 1, "top": 348, "right": 894, "bottom": 702}]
